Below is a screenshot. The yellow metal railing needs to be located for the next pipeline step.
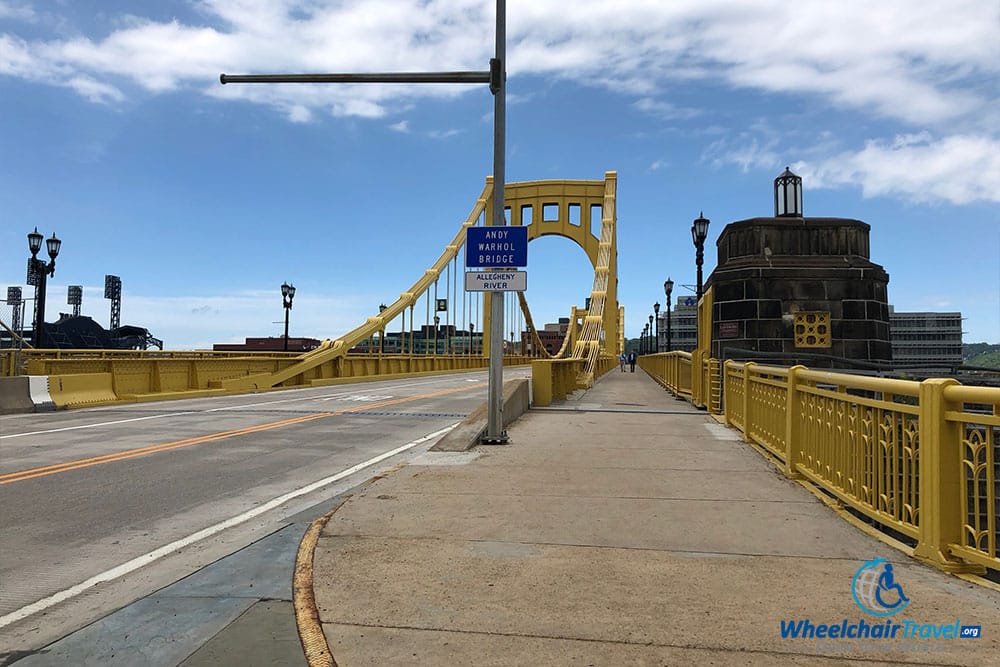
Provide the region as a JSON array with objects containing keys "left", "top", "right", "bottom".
[
  {"left": 21, "top": 352, "right": 536, "bottom": 408},
  {"left": 719, "top": 361, "right": 1000, "bottom": 576},
  {"left": 638, "top": 351, "right": 716, "bottom": 407},
  {"left": 531, "top": 354, "right": 617, "bottom": 407},
  {"left": 791, "top": 368, "right": 922, "bottom": 539},
  {"left": 639, "top": 350, "right": 999, "bottom": 577}
]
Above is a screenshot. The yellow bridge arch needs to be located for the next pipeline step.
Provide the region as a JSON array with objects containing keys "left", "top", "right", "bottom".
[{"left": 482, "top": 173, "right": 620, "bottom": 363}]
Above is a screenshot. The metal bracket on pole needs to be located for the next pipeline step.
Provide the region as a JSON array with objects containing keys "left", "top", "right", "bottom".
[
  {"left": 221, "top": 0, "right": 509, "bottom": 445},
  {"left": 220, "top": 71, "right": 490, "bottom": 85}
]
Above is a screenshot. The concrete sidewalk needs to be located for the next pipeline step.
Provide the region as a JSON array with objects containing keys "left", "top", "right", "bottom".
[{"left": 310, "top": 369, "right": 1000, "bottom": 666}]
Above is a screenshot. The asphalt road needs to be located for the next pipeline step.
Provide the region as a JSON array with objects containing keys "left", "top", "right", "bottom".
[{"left": 0, "top": 369, "right": 526, "bottom": 659}]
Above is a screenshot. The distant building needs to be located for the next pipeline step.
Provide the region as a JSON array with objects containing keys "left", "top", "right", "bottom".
[
  {"left": 523, "top": 318, "right": 569, "bottom": 355},
  {"left": 214, "top": 336, "right": 322, "bottom": 352},
  {"left": 889, "top": 308, "right": 963, "bottom": 369},
  {"left": 352, "top": 326, "right": 484, "bottom": 355},
  {"left": 657, "top": 297, "right": 698, "bottom": 353}
]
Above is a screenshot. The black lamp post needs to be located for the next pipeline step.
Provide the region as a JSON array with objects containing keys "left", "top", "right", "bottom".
[
  {"left": 469, "top": 322, "right": 476, "bottom": 355},
  {"left": 434, "top": 315, "right": 440, "bottom": 355},
  {"left": 653, "top": 302, "right": 660, "bottom": 353},
  {"left": 691, "top": 213, "right": 710, "bottom": 307},
  {"left": 281, "top": 282, "right": 295, "bottom": 351},
  {"left": 641, "top": 323, "right": 648, "bottom": 355},
  {"left": 648, "top": 314, "right": 654, "bottom": 355},
  {"left": 664, "top": 277, "right": 674, "bottom": 352},
  {"left": 27, "top": 227, "right": 61, "bottom": 348},
  {"left": 378, "top": 303, "right": 387, "bottom": 353}
]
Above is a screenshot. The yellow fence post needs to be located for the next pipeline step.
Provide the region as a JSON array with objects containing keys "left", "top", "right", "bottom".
[
  {"left": 722, "top": 360, "right": 734, "bottom": 426},
  {"left": 691, "top": 349, "right": 703, "bottom": 408},
  {"left": 913, "top": 378, "right": 982, "bottom": 573},
  {"left": 784, "top": 365, "right": 806, "bottom": 479},
  {"left": 741, "top": 362, "right": 755, "bottom": 438}
]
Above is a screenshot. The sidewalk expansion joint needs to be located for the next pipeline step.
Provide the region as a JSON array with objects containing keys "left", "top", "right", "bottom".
[
  {"left": 327, "top": 535, "right": 864, "bottom": 562},
  {"left": 531, "top": 407, "right": 705, "bottom": 415},
  {"left": 349, "top": 491, "right": 822, "bottom": 503},
  {"left": 323, "top": 621, "right": 924, "bottom": 663}
]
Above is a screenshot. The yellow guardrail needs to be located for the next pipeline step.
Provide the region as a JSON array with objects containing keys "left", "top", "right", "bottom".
[
  {"left": 640, "top": 351, "right": 998, "bottom": 577},
  {"left": 531, "top": 354, "right": 616, "bottom": 407},
  {"left": 638, "top": 351, "right": 719, "bottom": 409},
  {"left": 20, "top": 351, "right": 536, "bottom": 408},
  {"left": 718, "top": 361, "right": 1000, "bottom": 576}
]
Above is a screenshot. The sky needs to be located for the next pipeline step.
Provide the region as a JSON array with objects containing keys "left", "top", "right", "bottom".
[{"left": 2, "top": 0, "right": 999, "bottom": 350}]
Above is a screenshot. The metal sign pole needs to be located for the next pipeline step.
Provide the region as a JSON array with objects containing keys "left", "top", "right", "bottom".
[{"left": 484, "top": 0, "right": 508, "bottom": 444}]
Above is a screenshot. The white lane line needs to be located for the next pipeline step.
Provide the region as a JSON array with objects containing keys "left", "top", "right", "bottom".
[
  {"left": 0, "top": 422, "right": 458, "bottom": 630},
  {"left": 0, "top": 412, "right": 198, "bottom": 440}
]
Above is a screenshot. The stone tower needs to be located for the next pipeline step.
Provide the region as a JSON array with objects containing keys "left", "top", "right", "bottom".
[{"left": 706, "top": 168, "right": 892, "bottom": 366}]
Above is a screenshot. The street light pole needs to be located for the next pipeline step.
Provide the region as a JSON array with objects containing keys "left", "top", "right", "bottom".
[
  {"left": 653, "top": 302, "right": 660, "bottom": 353},
  {"left": 691, "top": 213, "right": 710, "bottom": 306},
  {"left": 281, "top": 282, "right": 295, "bottom": 351},
  {"left": 664, "top": 277, "right": 674, "bottom": 352},
  {"left": 691, "top": 214, "right": 710, "bottom": 350},
  {"left": 379, "top": 303, "right": 387, "bottom": 354},
  {"left": 27, "top": 228, "right": 61, "bottom": 348},
  {"left": 648, "top": 314, "right": 654, "bottom": 355}
]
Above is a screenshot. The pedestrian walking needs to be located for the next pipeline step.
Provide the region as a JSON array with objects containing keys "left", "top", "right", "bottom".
[
  {"left": 619, "top": 352, "right": 627, "bottom": 372},
  {"left": 628, "top": 351, "right": 637, "bottom": 372}
]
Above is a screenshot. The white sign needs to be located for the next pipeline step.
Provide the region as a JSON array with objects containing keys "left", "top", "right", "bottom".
[{"left": 464, "top": 271, "right": 527, "bottom": 292}]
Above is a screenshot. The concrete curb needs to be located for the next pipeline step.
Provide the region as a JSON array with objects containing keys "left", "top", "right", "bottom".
[
  {"left": 294, "top": 500, "right": 347, "bottom": 667},
  {"left": 0, "top": 375, "right": 54, "bottom": 413},
  {"left": 431, "top": 378, "right": 530, "bottom": 451},
  {"left": 295, "top": 464, "right": 411, "bottom": 667}
]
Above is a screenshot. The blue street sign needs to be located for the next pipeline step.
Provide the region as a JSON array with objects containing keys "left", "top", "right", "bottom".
[{"left": 465, "top": 226, "right": 528, "bottom": 268}]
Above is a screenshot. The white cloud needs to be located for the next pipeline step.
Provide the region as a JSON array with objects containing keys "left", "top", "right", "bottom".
[
  {"left": 428, "top": 128, "right": 461, "bottom": 139},
  {"left": 389, "top": 119, "right": 410, "bottom": 133},
  {"left": 0, "top": 1, "right": 34, "bottom": 21},
  {"left": 703, "top": 135, "right": 781, "bottom": 173},
  {"left": 2, "top": 1, "right": 998, "bottom": 204},
  {"left": 66, "top": 75, "right": 125, "bottom": 104},
  {"left": 634, "top": 97, "right": 700, "bottom": 121},
  {"left": 3, "top": 1, "right": 995, "bottom": 127},
  {"left": 286, "top": 104, "right": 312, "bottom": 123},
  {"left": 797, "top": 133, "right": 1000, "bottom": 205}
]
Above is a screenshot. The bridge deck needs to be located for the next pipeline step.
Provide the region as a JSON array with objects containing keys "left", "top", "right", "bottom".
[{"left": 312, "top": 369, "right": 999, "bottom": 665}]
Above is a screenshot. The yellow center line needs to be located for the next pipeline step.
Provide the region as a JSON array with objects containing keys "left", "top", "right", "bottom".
[{"left": 0, "top": 382, "right": 486, "bottom": 486}]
